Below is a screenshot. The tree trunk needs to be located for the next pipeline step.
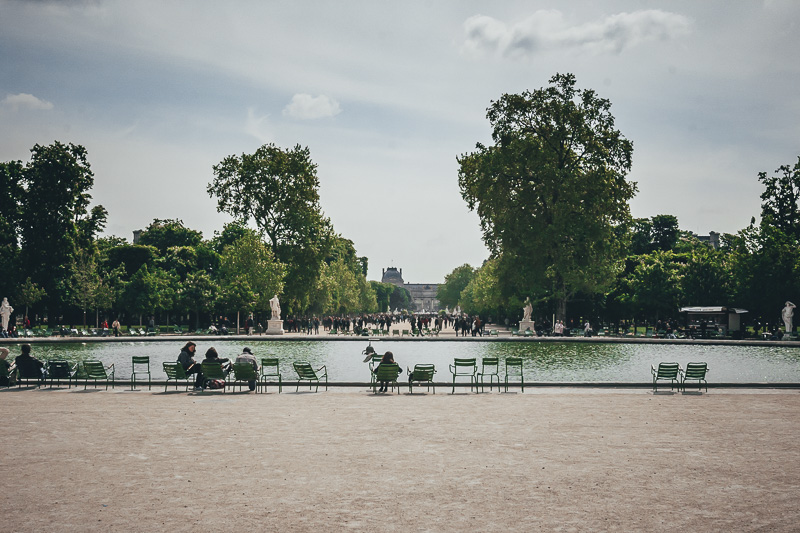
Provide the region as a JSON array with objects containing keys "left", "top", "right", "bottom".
[
  {"left": 237, "top": 311, "right": 240, "bottom": 335},
  {"left": 556, "top": 297, "right": 567, "bottom": 323}
]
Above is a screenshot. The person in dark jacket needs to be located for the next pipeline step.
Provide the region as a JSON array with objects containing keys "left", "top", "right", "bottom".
[
  {"left": 177, "top": 341, "right": 204, "bottom": 390},
  {"left": 14, "top": 344, "right": 45, "bottom": 385},
  {"left": 373, "top": 351, "right": 399, "bottom": 393}
]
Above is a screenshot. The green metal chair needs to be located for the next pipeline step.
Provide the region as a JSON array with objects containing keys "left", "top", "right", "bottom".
[
  {"left": 82, "top": 360, "right": 115, "bottom": 390},
  {"left": 292, "top": 361, "right": 328, "bottom": 392},
  {"left": 260, "top": 357, "right": 282, "bottom": 393},
  {"left": 230, "top": 362, "right": 259, "bottom": 393},
  {"left": 372, "top": 362, "right": 401, "bottom": 394},
  {"left": 504, "top": 357, "right": 524, "bottom": 392},
  {"left": 131, "top": 356, "right": 151, "bottom": 390},
  {"left": 16, "top": 363, "right": 45, "bottom": 388},
  {"left": 162, "top": 362, "right": 193, "bottom": 391},
  {"left": 651, "top": 362, "right": 681, "bottom": 392},
  {"left": 449, "top": 358, "right": 477, "bottom": 394},
  {"left": 408, "top": 364, "right": 436, "bottom": 394},
  {"left": 477, "top": 357, "right": 500, "bottom": 392},
  {"left": 681, "top": 362, "right": 708, "bottom": 392},
  {"left": 47, "top": 360, "right": 76, "bottom": 389},
  {"left": 201, "top": 362, "right": 228, "bottom": 392},
  {"left": 368, "top": 354, "right": 384, "bottom": 389}
]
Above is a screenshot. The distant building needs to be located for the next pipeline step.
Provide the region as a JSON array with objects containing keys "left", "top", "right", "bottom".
[
  {"left": 693, "top": 231, "right": 720, "bottom": 250},
  {"left": 381, "top": 267, "right": 440, "bottom": 312}
]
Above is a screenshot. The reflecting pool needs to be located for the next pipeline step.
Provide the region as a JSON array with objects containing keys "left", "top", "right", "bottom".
[{"left": 14, "top": 339, "right": 800, "bottom": 383}]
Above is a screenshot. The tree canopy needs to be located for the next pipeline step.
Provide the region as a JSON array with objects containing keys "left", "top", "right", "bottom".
[{"left": 458, "top": 73, "right": 636, "bottom": 320}]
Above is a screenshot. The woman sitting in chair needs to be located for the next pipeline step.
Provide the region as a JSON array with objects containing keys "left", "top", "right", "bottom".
[
  {"left": 373, "top": 351, "right": 398, "bottom": 393},
  {"left": 202, "top": 347, "right": 232, "bottom": 376}
]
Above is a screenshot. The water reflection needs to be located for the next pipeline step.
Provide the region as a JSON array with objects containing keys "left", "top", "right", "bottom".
[{"left": 9, "top": 340, "right": 800, "bottom": 383}]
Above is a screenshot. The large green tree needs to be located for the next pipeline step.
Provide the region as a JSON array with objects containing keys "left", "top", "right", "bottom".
[
  {"left": 458, "top": 73, "right": 636, "bottom": 320},
  {"left": 208, "top": 143, "right": 333, "bottom": 313},
  {"left": 18, "top": 142, "right": 107, "bottom": 311}
]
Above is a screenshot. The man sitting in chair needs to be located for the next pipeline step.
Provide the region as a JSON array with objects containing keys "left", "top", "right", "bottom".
[
  {"left": 235, "top": 347, "right": 259, "bottom": 391},
  {"left": 15, "top": 344, "right": 46, "bottom": 385}
]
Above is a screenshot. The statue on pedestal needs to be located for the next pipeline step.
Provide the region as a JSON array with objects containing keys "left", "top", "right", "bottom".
[
  {"left": 269, "top": 295, "right": 281, "bottom": 321},
  {"left": 522, "top": 298, "right": 532, "bottom": 322},
  {"left": 782, "top": 301, "right": 796, "bottom": 333},
  {"left": 0, "top": 298, "right": 13, "bottom": 331}
]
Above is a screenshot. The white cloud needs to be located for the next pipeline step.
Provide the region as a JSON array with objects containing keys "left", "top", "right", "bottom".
[
  {"left": 463, "top": 9, "right": 692, "bottom": 58},
  {"left": 2, "top": 93, "right": 54, "bottom": 110},
  {"left": 282, "top": 94, "right": 341, "bottom": 120}
]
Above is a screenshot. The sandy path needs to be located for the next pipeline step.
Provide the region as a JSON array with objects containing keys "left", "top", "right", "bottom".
[{"left": 2, "top": 387, "right": 799, "bottom": 532}]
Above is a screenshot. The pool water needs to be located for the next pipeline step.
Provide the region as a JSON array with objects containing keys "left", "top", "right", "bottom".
[{"left": 15, "top": 339, "right": 800, "bottom": 383}]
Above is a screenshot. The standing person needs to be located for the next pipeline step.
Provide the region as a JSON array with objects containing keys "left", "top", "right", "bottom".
[
  {"left": 373, "top": 351, "right": 398, "bottom": 393},
  {"left": 112, "top": 318, "right": 121, "bottom": 337},
  {"left": 235, "top": 347, "right": 259, "bottom": 391},
  {"left": 178, "top": 341, "right": 204, "bottom": 391},
  {"left": 246, "top": 315, "right": 254, "bottom": 336}
]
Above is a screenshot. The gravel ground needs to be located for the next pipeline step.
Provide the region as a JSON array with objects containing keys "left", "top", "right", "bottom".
[{"left": 3, "top": 386, "right": 800, "bottom": 532}]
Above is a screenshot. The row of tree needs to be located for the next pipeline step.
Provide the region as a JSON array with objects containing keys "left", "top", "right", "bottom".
[
  {"left": 439, "top": 73, "right": 800, "bottom": 327},
  {"left": 0, "top": 142, "right": 411, "bottom": 328}
]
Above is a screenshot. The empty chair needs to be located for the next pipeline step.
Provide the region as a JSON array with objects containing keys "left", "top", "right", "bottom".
[
  {"left": 477, "top": 357, "right": 500, "bottom": 392},
  {"left": 82, "top": 360, "right": 115, "bottom": 390},
  {"left": 293, "top": 362, "right": 328, "bottom": 392},
  {"left": 47, "top": 360, "right": 75, "bottom": 389},
  {"left": 408, "top": 364, "right": 436, "bottom": 394},
  {"left": 504, "top": 357, "right": 524, "bottom": 392},
  {"left": 259, "top": 358, "right": 282, "bottom": 393},
  {"left": 651, "top": 362, "right": 681, "bottom": 392},
  {"left": 449, "top": 358, "right": 477, "bottom": 394},
  {"left": 681, "top": 362, "right": 709, "bottom": 392},
  {"left": 130, "top": 356, "right": 151, "bottom": 390}
]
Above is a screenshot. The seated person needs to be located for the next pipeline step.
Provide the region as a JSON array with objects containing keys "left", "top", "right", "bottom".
[
  {"left": 235, "top": 347, "right": 259, "bottom": 391},
  {"left": 202, "top": 347, "right": 232, "bottom": 376},
  {"left": 14, "top": 344, "right": 45, "bottom": 384},
  {"left": 0, "top": 347, "right": 15, "bottom": 387},
  {"left": 373, "top": 351, "right": 399, "bottom": 393},
  {"left": 177, "top": 341, "right": 204, "bottom": 391}
]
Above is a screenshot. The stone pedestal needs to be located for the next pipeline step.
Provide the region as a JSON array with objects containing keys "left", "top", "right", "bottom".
[
  {"left": 265, "top": 319, "right": 284, "bottom": 335},
  {"left": 519, "top": 320, "right": 536, "bottom": 333}
]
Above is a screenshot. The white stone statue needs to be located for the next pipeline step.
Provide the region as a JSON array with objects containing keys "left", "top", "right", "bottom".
[
  {"left": 782, "top": 301, "right": 796, "bottom": 332},
  {"left": 0, "top": 297, "right": 12, "bottom": 331},
  {"left": 269, "top": 295, "right": 281, "bottom": 321},
  {"left": 522, "top": 298, "right": 533, "bottom": 322}
]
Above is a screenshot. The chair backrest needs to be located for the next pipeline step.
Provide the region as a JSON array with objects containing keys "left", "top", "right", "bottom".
[
  {"left": 506, "top": 357, "right": 523, "bottom": 372},
  {"left": 684, "top": 362, "right": 707, "bottom": 379},
  {"left": 293, "top": 362, "right": 318, "bottom": 379},
  {"left": 47, "top": 360, "right": 72, "bottom": 379},
  {"left": 481, "top": 357, "right": 499, "bottom": 371},
  {"left": 656, "top": 362, "right": 680, "bottom": 379},
  {"left": 374, "top": 363, "right": 401, "bottom": 381},
  {"left": 411, "top": 364, "right": 435, "bottom": 381},
  {"left": 453, "top": 358, "right": 476, "bottom": 369},
  {"left": 83, "top": 360, "right": 108, "bottom": 379},
  {"left": 163, "top": 362, "right": 182, "bottom": 380},
  {"left": 260, "top": 358, "right": 280, "bottom": 376},
  {"left": 232, "top": 362, "right": 257, "bottom": 380},
  {"left": 201, "top": 362, "right": 226, "bottom": 380},
  {"left": 132, "top": 356, "right": 150, "bottom": 370}
]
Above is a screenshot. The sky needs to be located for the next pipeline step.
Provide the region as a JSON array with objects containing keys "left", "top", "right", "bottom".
[{"left": 1, "top": 0, "right": 799, "bottom": 283}]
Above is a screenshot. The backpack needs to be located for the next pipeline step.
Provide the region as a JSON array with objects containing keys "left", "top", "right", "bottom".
[{"left": 206, "top": 379, "right": 225, "bottom": 389}]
